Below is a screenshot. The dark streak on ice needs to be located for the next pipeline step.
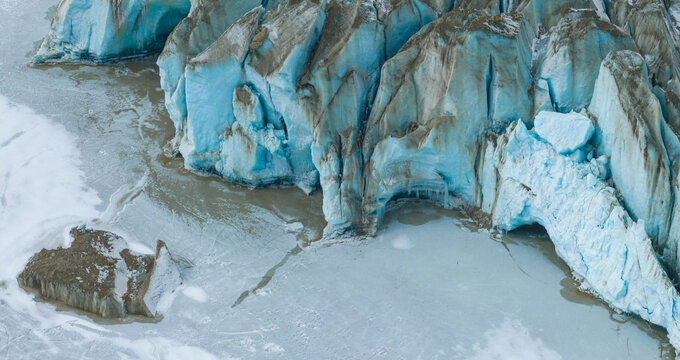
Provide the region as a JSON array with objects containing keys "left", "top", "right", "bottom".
[
  {"left": 0, "top": 131, "right": 26, "bottom": 149},
  {"left": 232, "top": 244, "right": 302, "bottom": 308}
]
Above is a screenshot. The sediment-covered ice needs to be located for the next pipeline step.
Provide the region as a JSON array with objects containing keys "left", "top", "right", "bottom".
[
  {"left": 18, "top": 227, "right": 182, "bottom": 318},
  {"left": 589, "top": 50, "right": 680, "bottom": 278},
  {"left": 532, "top": 9, "right": 636, "bottom": 113}
]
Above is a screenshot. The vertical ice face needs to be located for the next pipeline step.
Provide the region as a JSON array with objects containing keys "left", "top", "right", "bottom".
[
  {"left": 533, "top": 10, "right": 636, "bottom": 113},
  {"left": 157, "top": 0, "right": 265, "bottom": 142},
  {"left": 241, "top": 0, "right": 329, "bottom": 192},
  {"left": 605, "top": 0, "right": 680, "bottom": 142},
  {"left": 33, "top": 0, "right": 191, "bottom": 63},
  {"left": 360, "top": 10, "right": 534, "bottom": 231},
  {"left": 178, "top": 6, "right": 266, "bottom": 173},
  {"left": 607, "top": 0, "right": 680, "bottom": 89},
  {"left": 303, "top": 0, "right": 387, "bottom": 233},
  {"left": 163, "top": 0, "right": 458, "bottom": 209},
  {"left": 588, "top": 50, "right": 679, "bottom": 276}
]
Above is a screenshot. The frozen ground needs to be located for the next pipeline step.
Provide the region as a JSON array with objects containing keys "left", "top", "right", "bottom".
[{"left": 0, "top": 0, "right": 675, "bottom": 358}]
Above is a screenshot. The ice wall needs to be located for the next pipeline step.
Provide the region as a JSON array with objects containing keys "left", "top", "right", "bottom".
[
  {"left": 34, "top": 0, "right": 191, "bottom": 63},
  {"left": 361, "top": 10, "right": 534, "bottom": 231}
]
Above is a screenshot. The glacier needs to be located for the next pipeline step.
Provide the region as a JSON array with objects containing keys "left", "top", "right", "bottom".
[
  {"left": 488, "top": 120, "right": 680, "bottom": 350},
  {"left": 32, "top": 0, "right": 680, "bottom": 355},
  {"left": 34, "top": 0, "right": 191, "bottom": 63}
]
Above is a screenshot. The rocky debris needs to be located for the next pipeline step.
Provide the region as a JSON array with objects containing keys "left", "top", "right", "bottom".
[{"left": 18, "top": 226, "right": 181, "bottom": 319}]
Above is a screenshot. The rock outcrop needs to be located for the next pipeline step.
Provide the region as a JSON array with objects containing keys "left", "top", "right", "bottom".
[{"left": 18, "top": 227, "right": 181, "bottom": 318}]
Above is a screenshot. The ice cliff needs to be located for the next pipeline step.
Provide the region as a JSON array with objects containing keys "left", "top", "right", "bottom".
[
  {"left": 35, "top": 0, "right": 680, "bottom": 353},
  {"left": 34, "top": 0, "right": 191, "bottom": 63}
]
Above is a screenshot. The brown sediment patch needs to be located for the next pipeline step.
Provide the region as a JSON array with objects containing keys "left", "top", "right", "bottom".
[{"left": 18, "top": 227, "right": 178, "bottom": 320}]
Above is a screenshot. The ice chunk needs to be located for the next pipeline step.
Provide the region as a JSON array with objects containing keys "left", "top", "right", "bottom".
[
  {"left": 18, "top": 227, "right": 181, "bottom": 319},
  {"left": 533, "top": 111, "right": 594, "bottom": 154}
]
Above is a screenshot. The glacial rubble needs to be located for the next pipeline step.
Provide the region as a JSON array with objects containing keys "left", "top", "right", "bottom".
[
  {"left": 33, "top": 0, "right": 680, "bottom": 354},
  {"left": 18, "top": 227, "right": 182, "bottom": 318}
]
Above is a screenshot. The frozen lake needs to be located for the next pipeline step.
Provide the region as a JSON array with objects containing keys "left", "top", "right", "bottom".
[{"left": 0, "top": 0, "right": 674, "bottom": 358}]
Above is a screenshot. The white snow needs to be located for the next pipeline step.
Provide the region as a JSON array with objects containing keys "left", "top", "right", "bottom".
[
  {"left": 391, "top": 233, "right": 414, "bottom": 250},
  {"left": 0, "top": 94, "right": 101, "bottom": 282},
  {"left": 285, "top": 221, "right": 304, "bottom": 232},
  {"left": 182, "top": 285, "right": 208, "bottom": 303},
  {"left": 110, "top": 336, "right": 222, "bottom": 360},
  {"left": 467, "top": 318, "right": 562, "bottom": 360},
  {"left": 127, "top": 240, "right": 155, "bottom": 255}
]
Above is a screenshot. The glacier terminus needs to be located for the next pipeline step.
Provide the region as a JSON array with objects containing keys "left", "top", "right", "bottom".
[{"left": 25, "top": 0, "right": 680, "bottom": 356}]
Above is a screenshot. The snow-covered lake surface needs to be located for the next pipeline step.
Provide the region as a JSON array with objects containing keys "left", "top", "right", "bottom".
[{"left": 0, "top": 0, "right": 675, "bottom": 358}]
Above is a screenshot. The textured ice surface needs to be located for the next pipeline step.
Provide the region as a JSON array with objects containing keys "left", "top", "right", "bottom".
[
  {"left": 488, "top": 120, "right": 680, "bottom": 351},
  {"left": 589, "top": 50, "right": 680, "bottom": 278},
  {"left": 158, "top": 0, "right": 264, "bottom": 149},
  {"left": 33, "top": 0, "right": 191, "bottom": 63},
  {"left": 361, "top": 10, "right": 533, "bottom": 231},
  {"left": 533, "top": 111, "right": 594, "bottom": 154},
  {"left": 532, "top": 9, "right": 636, "bottom": 113}
]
